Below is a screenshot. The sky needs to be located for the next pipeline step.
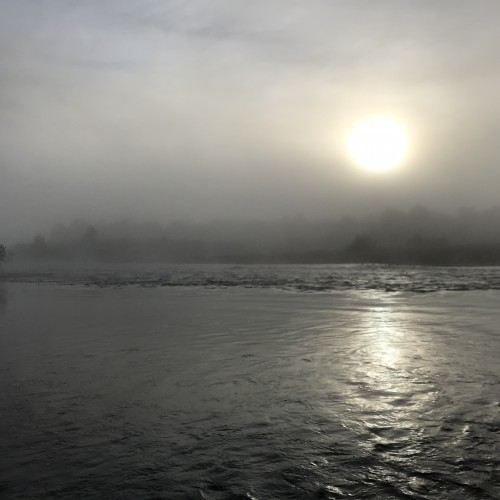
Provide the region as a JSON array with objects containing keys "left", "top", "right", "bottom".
[{"left": 1, "top": 0, "right": 500, "bottom": 242}]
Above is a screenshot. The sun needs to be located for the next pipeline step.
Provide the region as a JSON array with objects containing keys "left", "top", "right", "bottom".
[{"left": 347, "top": 117, "right": 408, "bottom": 172}]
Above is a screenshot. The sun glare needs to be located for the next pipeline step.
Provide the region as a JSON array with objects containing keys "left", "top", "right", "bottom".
[{"left": 347, "top": 117, "right": 408, "bottom": 172}]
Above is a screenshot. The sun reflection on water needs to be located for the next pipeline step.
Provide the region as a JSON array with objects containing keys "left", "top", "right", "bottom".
[
  {"left": 365, "top": 305, "right": 403, "bottom": 370},
  {"left": 342, "top": 295, "right": 438, "bottom": 433}
]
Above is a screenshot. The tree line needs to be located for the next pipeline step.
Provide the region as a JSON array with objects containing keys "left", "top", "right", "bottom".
[{"left": 4, "top": 206, "right": 500, "bottom": 265}]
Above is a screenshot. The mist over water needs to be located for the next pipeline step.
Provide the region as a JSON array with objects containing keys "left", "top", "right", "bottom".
[
  {"left": 6, "top": 206, "right": 500, "bottom": 266},
  {"left": 2, "top": 2, "right": 500, "bottom": 242},
  {"left": 2, "top": 1, "right": 500, "bottom": 498}
]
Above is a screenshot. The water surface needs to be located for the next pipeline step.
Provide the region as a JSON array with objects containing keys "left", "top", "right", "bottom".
[{"left": 0, "top": 265, "right": 499, "bottom": 498}]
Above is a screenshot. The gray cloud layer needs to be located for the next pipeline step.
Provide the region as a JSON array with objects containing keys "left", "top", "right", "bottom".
[{"left": 1, "top": 0, "right": 500, "bottom": 241}]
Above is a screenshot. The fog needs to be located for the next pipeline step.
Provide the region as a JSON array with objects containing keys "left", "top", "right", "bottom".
[{"left": 2, "top": 1, "right": 500, "bottom": 243}]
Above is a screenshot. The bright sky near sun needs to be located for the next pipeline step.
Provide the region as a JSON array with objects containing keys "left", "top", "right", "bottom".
[
  {"left": 347, "top": 117, "right": 409, "bottom": 172},
  {"left": 1, "top": 0, "right": 500, "bottom": 241}
]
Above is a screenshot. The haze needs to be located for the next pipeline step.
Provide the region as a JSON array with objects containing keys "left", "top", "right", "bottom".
[{"left": 1, "top": 0, "right": 500, "bottom": 243}]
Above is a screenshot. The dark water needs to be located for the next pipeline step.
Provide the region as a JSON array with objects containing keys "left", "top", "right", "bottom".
[
  {"left": 0, "top": 265, "right": 499, "bottom": 498},
  {"left": 3, "top": 262, "right": 500, "bottom": 292}
]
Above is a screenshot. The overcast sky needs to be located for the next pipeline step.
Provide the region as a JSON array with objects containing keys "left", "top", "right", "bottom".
[{"left": 1, "top": 0, "right": 500, "bottom": 241}]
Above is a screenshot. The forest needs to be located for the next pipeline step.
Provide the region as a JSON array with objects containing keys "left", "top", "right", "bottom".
[{"left": 6, "top": 206, "right": 500, "bottom": 266}]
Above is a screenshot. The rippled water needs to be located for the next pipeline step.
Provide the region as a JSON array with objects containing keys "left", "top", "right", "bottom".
[
  {"left": 3, "top": 262, "right": 500, "bottom": 292},
  {"left": 0, "top": 265, "right": 499, "bottom": 498}
]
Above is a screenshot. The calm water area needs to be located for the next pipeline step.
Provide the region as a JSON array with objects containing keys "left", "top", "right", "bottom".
[{"left": 0, "top": 264, "right": 499, "bottom": 498}]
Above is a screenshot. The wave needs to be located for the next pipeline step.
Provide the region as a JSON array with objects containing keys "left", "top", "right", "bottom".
[{"left": 2, "top": 263, "right": 500, "bottom": 292}]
